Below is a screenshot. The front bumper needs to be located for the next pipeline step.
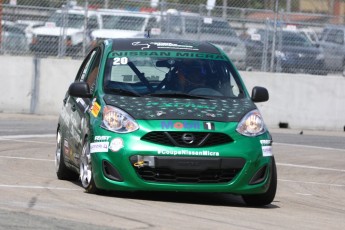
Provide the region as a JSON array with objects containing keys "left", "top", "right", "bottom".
[{"left": 90, "top": 121, "right": 273, "bottom": 195}]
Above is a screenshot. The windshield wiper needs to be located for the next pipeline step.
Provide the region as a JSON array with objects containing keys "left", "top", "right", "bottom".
[
  {"left": 147, "top": 92, "right": 210, "bottom": 99},
  {"left": 105, "top": 88, "right": 141, "bottom": 97}
]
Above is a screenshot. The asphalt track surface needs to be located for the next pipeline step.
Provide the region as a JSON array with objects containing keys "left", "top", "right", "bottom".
[{"left": 0, "top": 113, "right": 344, "bottom": 230}]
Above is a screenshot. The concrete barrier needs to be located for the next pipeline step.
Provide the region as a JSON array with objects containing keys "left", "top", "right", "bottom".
[{"left": 0, "top": 56, "right": 344, "bottom": 131}]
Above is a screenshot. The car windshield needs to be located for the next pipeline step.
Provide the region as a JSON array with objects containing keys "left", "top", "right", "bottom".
[
  {"left": 184, "top": 17, "right": 237, "bottom": 37},
  {"left": 102, "top": 15, "right": 146, "bottom": 31},
  {"left": 256, "top": 29, "right": 313, "bottom": 47},
  {"left": 103, "top": 51, "right": 244, "bottom": 98},
  {"left": 47, "top": 12, "right": 85, "bottom": 28},
  {"left": 282, "top": 31, "right": 313, "bottom": 47}
]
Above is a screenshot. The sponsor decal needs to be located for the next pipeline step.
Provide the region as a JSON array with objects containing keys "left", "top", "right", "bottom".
[
  {"left": 203, "top": 122, "right": 215, "bottom": 130},
  {"left": 262, "top": 146, "right": 273, "bottom": 157},
  {"left": 146, "top": 101, "right": 217, "bottom": 110},
  {"left": 260, "top": 140, "right": 272, "bottom": 145},
  {"left": 63, "top": 139, "right": 70, "bottom": 157},
  {"left": 109, "top": 138, "right": 124, "bottom": 152},
  {"left": 91, "top": 102, "right": 101, "bottom": 117},
  {"left": 161, "top": 121, "right": 215, "bottom": 130},
  {"left": 158, "top": 149, "right": 220, "bottom": 157},
  {"left": 161, "top": 121, "right": 201, "bottom": 130},
  {"left": 94, "top": 136, "right": 111, "bottom": 141},
  {"left": 131, "top": 41, "right": 198, "bottom": 51},
  {"left": 76, "top": 97, "right": 89, "bottom": 113},
  {"left": 260, "top": 140, "right": 273, "bottom": 157},
  {"left": 108, "top": 51, "right": 225, "bottom": 61},
  {"left": 60, "top": 107, "right": 70, "bottom": 127},
  {"left": 71, "top": 126, "right": 82, "bottom": 144},
  {"left": 113, "top": 57, "right": 128, "bottom": 65},
  {"left": 90, "top": 142, "right": 109, "bottom": 153}
]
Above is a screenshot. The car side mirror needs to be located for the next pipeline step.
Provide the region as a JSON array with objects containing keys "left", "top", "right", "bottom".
[
  {"left": 68, "top": 82, "right": 93, "bottom": 98},
  {"left": 251, "top": 86, "right": 269, "bottom": 102}
]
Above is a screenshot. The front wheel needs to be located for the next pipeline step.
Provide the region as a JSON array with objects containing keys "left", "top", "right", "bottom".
[
  {"left": 55, "top": 129, "right": 79, "bottom": 180},
  {"left": 242, "top": 157, "right": 277, "bottom": 206},
  {"left": 80, "top": 139, "right": 99, "bottom": 194}
]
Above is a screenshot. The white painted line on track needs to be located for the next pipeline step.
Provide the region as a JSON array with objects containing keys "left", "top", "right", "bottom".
[
  {"left": 277, "top": 163, "right": 345, "bottom": 173},
  {"left": 274, "top": 142, "right": 345, "bottom": 152},
  {"left": 0, "top": 155, "right": 54, "bottom": 162},
  {"left": 0, "top": 134, "right": 55, "bottom": 139},
  {"left": 295, "top": 193, "right": 313, "bottom": 196},
  {"left": 0, "top": 184, "right": 80, "bottom": 191},
  {"left": 279, "top": 179, "right": 345, "bottom": 187},
  {"left": 0, "top": 134, "right": 55, "bottom": 145}
]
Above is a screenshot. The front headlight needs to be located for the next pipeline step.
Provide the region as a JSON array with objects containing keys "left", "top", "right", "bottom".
[
  {"left": 101, "top": 106, "right": 139, "bottom": 133},
  {"left": 236, "top": 109, "right": 267, "bottom": 136}
]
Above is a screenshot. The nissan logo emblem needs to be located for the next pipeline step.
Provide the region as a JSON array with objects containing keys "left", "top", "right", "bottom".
[{"left": 181, "top": 133, "right": 195, "bottom": 144}]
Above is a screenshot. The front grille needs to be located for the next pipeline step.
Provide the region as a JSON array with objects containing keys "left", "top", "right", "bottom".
[
  {"left": 141, "top": 132, "right": 233, "bottom": 147},
  {"left": 133, "top": 157, "right": 245, "bottom": 183}
]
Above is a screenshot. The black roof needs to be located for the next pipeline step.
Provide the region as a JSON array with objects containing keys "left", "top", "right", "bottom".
[{"left": 110, "top": 38, "right": 221, "bottom": 54}]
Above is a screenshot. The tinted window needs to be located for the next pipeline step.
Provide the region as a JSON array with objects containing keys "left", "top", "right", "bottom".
[
  {"left": 325, "top": 29, "right": 344, "bottom": 44},
  {"left": 102, "top": 15, "right": 146, "bottom": 31},
  {"left": 104, "top": 52, "right": 243, "bottom": 98},
  {"left": 47, "top": 12, "right": 85, "bottom": 28},
  {"left": 282, "top": 32, "right": 312, "bottom": 47}
]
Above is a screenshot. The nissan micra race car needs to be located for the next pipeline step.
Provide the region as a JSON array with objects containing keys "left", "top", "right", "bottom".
[{"left": 55, "top": 38, "right": 277, "bottom": 206}]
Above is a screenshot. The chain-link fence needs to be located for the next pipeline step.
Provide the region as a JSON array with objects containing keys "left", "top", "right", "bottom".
[{"left": 1, "top": 0, "right": 345, "bottom": 75}]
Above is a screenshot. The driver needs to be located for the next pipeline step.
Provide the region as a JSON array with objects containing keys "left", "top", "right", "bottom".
[{"left": 176, "top": 60, "right": 207, "bottom": 92}]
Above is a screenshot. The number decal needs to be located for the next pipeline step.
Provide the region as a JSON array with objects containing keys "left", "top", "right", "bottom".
[
  {"left": 203, "top": 122, "right": 215, "bottom": 130},
  {"left": 113, "top": 57, "right": 128, "bottom": 65}
]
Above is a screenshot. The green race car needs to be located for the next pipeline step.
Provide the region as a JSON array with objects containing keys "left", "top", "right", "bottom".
[{"left": 55, "top": 38, "right": 277, "bottom": 206}]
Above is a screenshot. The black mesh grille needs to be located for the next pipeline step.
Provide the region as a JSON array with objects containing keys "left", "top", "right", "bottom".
[
  {"left": 136, "top": 168, "right": 241, "bottom": 183},
  {"left": 132, "top": 157, "right": 245, "bottom": 184},
  {"left": 141, "top": 132, "right": 233, "bottom": 147}
]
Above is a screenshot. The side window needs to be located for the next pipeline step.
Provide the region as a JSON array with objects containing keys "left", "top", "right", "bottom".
[
  {"left": 325, "top": 29, "right": 342, "bottom": 44},
  {"left": 76, "top": 48, "right": 102, "bottom": 93},
  {"left": 77, "top": 50, "right": 97, "bottom": 82},
  {"left": 147, "top": 17, "right": 158, "bottom": 30},
  {"left": 334, "top": 30, "right": 344, "bottom": 44},
  {"left": 84, "top": 49, "right": 102, "bottom": 93},
  {"left": 88, "top": 16, "right": 99, "bottom": 30}
]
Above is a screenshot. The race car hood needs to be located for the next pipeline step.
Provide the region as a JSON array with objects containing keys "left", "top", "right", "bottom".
[
  {"left": 103, "top": 95, "right": 256, "bottom": 122},
  {"left": 32, "top": 27, "right": 82, "bottom": 36},
  {"left": 91, "top": 29, "right": 144, "bottom": 39}
]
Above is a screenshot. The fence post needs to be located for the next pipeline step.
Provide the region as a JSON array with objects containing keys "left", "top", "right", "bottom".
[
  {"left": 30, "top": 57, "right": 40, "bottom": 114},
  {"left": 0, "top": 0, "right": 2, "bottom": 54},
  {"left": 82, "top": 0, "right": 89, "bottom": 58},
  {"left": 269, "top": 0, "right": 279, "bottom": 72}
]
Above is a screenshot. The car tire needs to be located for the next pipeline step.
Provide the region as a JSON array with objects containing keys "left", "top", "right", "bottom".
[
  {"left": 55, "top": 129, "right": 79, "bottom": 180},
  {"left": 242, "top": 157, "right": 277, "bottom": 206},
  {"left": 80, "top": 139, "right": 99, "bottom": 194}
]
